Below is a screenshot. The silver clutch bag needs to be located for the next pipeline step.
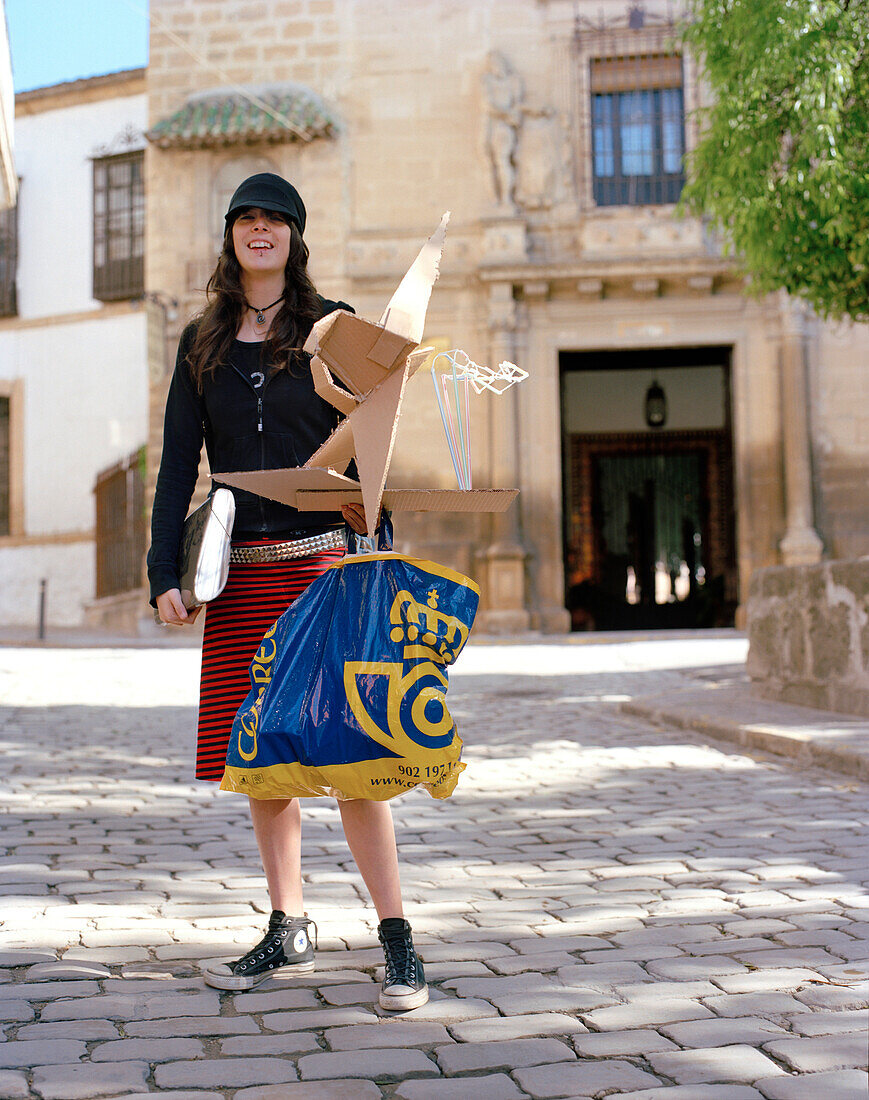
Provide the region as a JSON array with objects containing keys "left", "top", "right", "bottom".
[{"left": 178, "top": 487, "right": 236, "bottom": 608}]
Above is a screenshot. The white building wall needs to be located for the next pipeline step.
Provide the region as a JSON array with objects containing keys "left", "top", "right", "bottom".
[
  {"left": 0, "top": 541, "right": 93, "bottom": 627},
  {"left": 15, "top": 93, "right": 145, "bottom": 318},
  {"left": 0, "top": 83, "right": 148, "bottom": 627},
  {"left": 0, "top": 312, "right": 147, "bottom": 533}
]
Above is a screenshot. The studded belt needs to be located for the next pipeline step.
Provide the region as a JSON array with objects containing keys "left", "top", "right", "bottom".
[{"left": 229, "top": 529, "right": 344, "bottom": 563}]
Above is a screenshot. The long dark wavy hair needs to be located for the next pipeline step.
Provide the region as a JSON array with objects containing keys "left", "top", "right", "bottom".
[{"left": 186, "top": 216, "right": 322, "bottom": 391}]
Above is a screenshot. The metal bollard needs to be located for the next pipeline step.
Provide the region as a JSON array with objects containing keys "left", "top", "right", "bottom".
[{"left": 37, "top": 578, "right": 47, "bottom": 641}]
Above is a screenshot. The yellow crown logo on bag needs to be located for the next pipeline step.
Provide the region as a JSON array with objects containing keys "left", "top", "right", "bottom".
[{"left": 388, "top": 588, "right": 470, "bottom": 665}]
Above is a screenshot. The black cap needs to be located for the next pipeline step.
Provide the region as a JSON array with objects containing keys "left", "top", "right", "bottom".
[{"left": 224, "top": 172, "right": 306, "bottom": 235}]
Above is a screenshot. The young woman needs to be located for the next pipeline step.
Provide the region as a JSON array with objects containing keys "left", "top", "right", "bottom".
[{"left": 148, "top": 172, "right": 427, "bottom": 1010}]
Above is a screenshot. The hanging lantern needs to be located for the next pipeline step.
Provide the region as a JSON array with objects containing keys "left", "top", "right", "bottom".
[{"left": 645, "top": 379, "right": 667, "bottom": 428}]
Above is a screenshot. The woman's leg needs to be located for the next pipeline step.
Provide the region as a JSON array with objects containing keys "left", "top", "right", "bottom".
[
  {"left": 203, "top": 796, "right": 310, "bottom": 990},
  {"left": 339, "top": 799, "right": 428, "bottom": 1009},
  {"left": 248, "top": 796, "right": 304, "bottom": 915},
  {"left": 337, "top": 799, "right": 404, "bottom": 920}
]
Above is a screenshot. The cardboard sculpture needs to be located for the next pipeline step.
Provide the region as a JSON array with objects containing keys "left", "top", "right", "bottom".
[{"left": 218, "top": 213, "right": 519, "bottom": 536}]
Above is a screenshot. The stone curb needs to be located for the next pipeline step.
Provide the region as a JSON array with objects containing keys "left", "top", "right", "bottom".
[{"left": 621, "top": 684, "right": 869, "bottom": 780}]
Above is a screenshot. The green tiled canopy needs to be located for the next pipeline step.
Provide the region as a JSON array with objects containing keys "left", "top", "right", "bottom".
[{"left": 147, "top": 84, "right": 336, "bottom": 149}]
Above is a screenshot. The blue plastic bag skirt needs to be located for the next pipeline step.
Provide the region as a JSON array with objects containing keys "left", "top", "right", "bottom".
[{"left": 221, "top": 551, "right": 479, "bottom": 801}]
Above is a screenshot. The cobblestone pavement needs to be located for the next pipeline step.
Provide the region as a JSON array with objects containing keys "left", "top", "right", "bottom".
[{"left": 1, "top": 635, "right": 867, "bottom": 1100}]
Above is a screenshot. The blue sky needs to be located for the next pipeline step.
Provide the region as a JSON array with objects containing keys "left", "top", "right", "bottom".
[{"left": 6, "top": 0, "right": 149, "bottom": 93}]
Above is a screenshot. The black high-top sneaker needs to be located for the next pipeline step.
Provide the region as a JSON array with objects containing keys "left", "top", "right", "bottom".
[
  {"left": 377, "top": 917, "right": 428, "bottom": 1011},
  {"left": 204, "top": 911, "right": 316, "bottom": 991}
]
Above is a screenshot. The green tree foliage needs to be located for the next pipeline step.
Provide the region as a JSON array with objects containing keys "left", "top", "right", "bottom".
[{"left": 680, "top": 0, "right": 868, "bottom": 321}]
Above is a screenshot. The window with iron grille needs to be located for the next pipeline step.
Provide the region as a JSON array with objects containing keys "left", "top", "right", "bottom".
[
  {"left": 94, "top": 449, "right": 146, "bottom": 597},
  {"left": 0, "top": 396, "right": 10, "bottom": 536},
  {"left": 590, "top": 55, "right": 685, "bottom": 207},
  {"left": 93, "top": 151, "right": 144, "bottom": 301},
  {"left": 0, "top": 202, "right": 17, "bottom": 317}
]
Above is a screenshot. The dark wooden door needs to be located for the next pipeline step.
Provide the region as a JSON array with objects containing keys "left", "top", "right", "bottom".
[{"left": 565, "top": 430, "right": 736, "bottom": 630}]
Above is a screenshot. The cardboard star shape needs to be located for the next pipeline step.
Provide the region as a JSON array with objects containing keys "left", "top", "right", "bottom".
[{"left": 217, "top": 213, "right": 518, "bottom": 536}]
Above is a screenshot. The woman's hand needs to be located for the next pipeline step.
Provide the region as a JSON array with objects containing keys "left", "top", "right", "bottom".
[
  {"left": 341, "top": 502, "right": 371, "bottom": 535},
  {"left": 155, "top": 588, "right": 202, "bottom": 626}
]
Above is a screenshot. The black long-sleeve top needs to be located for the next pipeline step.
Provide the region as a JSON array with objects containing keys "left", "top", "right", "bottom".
[{"left": 147, "top": 296, "right": 353, "bottom": 604}]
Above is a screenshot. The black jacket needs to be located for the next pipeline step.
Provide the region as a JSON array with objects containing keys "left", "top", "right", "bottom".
[{"left": 147, "top": 296, "right": 353, "bottom": 603}]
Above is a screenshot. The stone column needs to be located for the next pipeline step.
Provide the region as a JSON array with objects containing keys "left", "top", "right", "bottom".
[
  {"left": 520, "top": 280, "right": 571, "bottom": 635},
  {"left": 478, "top": 281, "right": 530, "bottom": 633},
  {"left": 778, "top": 298, "right": 823, "bottom": 565}
]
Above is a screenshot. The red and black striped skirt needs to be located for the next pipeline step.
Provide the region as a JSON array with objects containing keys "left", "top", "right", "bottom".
[{"left": 195, "top": 541, "right": 344, "bottom": 781}]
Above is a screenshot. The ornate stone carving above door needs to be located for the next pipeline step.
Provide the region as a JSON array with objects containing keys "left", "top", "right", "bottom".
[{"left": 516, "top": 110, "right": 572, "bottom": 210}]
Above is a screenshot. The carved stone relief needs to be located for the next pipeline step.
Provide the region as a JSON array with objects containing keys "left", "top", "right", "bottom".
[
  {"left": 515, "top": 110, "right": 572, "bottom": 210},
  {"left": 581, "top": 214, "right": 705, "bottom": 256},
  {"left": 484, "top": 52, "right": 573, "bottom": 215},
  {"left": 484, "top": 52, "right": 524, "bottom": 213}
]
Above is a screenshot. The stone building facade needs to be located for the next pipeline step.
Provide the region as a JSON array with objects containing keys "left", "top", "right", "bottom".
[{"left": 144, "top": 0, "right": 868, "bottom": 634}]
